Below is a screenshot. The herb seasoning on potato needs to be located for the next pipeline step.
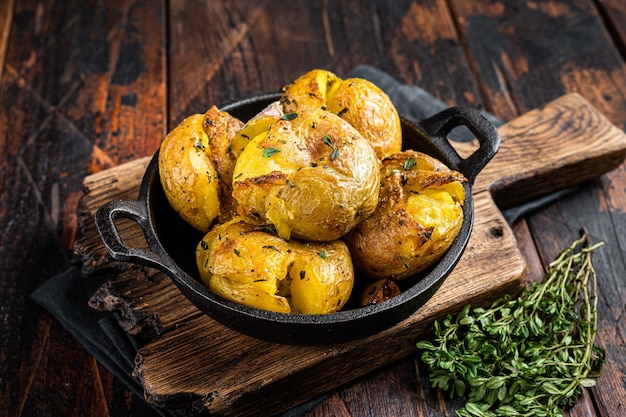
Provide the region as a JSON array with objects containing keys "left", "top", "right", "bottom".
[
  {"left": 158, "top": 68, "right": 469, "bottom": 314},
  {"left": 196, "top": 218, "right": 354, "bottom": 314},
  {"left": 280, "top": 68, "right": 402, "bottom": 160},
  {"left": 345, "top": 150, "right": 467, "bottom": 281},
  {"left": 232, "top": 107, "right": 380, "bottom": 242},
  {"left": 158, "top": 106, "right": 243, "bottom": 232}
]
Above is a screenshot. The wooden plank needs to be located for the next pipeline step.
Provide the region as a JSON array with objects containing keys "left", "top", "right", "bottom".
[
  {"left": 457, "top": 93, "right": 626, "bottom": 204},
  {"left": 167, "top": 0, "right": 272, "bottom": 124},
  {"left": 451, "top": 0, "right": 626, "bottom": 124},
  {"left": 363, "top": 0, "right": 484, "bottom": 108},
  {"left": 0, "top": 0, "right": 15, "bottom": 86},
  {"left": 595, "top": 0, "right": 626, "bottom": 58},
  {"left": 0, "top": 1, "right": 166, "bottom": 417},
  {"left": 167, "top": 0, "right": 485, "bottom": 124},
  {"left": 79, "top": 94, "right": 626, "bottom": 416},
  {"left": 89, "top": 266, "right": 203, "bottom": 339},
  {"left": 74, "top": 155, "right": 152, "bottom": 273}
]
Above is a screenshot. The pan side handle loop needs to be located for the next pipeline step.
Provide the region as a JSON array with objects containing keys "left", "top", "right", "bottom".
[
  {"left": 419, "top": 106, "right": 500, "bottom": 183},
  {"left": 95, "top": 200, "right": 178, "bottom": 274}
]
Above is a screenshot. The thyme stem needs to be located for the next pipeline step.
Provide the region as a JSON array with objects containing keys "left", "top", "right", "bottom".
[{"left": 417, "top": 232, "right": 605, "bottom": 417}]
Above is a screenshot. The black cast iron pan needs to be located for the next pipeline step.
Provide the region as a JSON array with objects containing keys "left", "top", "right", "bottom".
[{"left": 95, "top": 92, "right": 500, "bottom": 345}]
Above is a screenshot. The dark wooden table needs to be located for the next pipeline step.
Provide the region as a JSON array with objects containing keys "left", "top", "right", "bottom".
[{"left": 2, "top": 1, "right": 626, "bottom": 416}]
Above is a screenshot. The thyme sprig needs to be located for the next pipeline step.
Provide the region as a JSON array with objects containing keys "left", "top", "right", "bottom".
[{"left": 417, "top": 232, "right": 605, "bottom": 417}]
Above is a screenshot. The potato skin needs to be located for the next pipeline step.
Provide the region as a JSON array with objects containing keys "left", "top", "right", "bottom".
[
  {"left": 288, "top": 240, "right": 354, "bottom": 314},
  {"left": 158, "top": 114, "right": 220, "bottom": 232},
  {"left": 325, "top": 77, "right": 402, "bottom": 160},
  {"left": 360, "top": 278, "right": 401, "bottom": 306},
  {"left": 232, "top": 108, "right": 380, "bottom": 242},
  {"left": 230, "top": 101, "right": 283, "bottom": 159},
  {"left": 280, "top": 69, "right": 341, "bottom": 112},
  {"left": 202, "top": 105, "right": 245, "bottom": 185},
  {"left": 280, "top": 69, "right": 402, "bottom": 160},
  {"left": 158, "top": 107, "right": 243, "bottom": 231},
  {"left": 344, "top": 150, "right": 467, "bottom": 280},
  {"left": 196, "top": 218, "right": 293, "bottom": 313},
  {"left": 196, "top": 218, "right": 354, "bottom": 314},
  {"left": 203, "top": 106, "right": 245, "bottom": 223}
]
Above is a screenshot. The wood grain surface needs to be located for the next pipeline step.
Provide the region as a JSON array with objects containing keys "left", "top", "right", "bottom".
[{"left": 2, "top": 1, "right": 626, "bottom": 416}]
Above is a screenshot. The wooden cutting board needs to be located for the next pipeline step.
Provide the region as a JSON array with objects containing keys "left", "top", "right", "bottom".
[{"left": 75, "top": 93, "right": 626, "bottom": 417}]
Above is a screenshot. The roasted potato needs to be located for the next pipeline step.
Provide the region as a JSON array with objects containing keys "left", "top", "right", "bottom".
[
  {"left": 344, "top": 150, "right": 467, "bottom": 280},
  {"left": 230, "top": 101, "right": 283, "bottom": 159},
  {"left": 287, "top": 239, "right": 354, "bottom": 314},
  {"left": 196, "top": 218, "right": 354, "bottom": 314},
  {"left": 158, "top": 106, "right": 243, "bottom": 231},
  {"left": 360, "top": 278, "right": 401, "bottom": 306},
  {"left": 280, "top": 69, "right": 402, "bottom": 160},
  {"left": 280, "top": 69, "right": 342, "bottom": 111},
  {"left": 232, "top": 108, "right": 380, "bottom": 242}
]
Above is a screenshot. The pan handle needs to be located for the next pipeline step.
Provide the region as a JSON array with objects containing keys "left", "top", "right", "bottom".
[
  {"left": 95, "top": 200, "right": 179, "bottom": 274},
  {"left": 419, "top": 106, "right": 500, "bottom": 183}
]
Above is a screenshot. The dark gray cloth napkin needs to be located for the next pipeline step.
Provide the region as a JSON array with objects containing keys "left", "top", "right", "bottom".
[{"left": 31, "top": 65, "right": 573, "bottom": 417}]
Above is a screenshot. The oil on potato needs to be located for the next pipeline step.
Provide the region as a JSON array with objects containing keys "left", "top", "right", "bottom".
[
  {"left": 158, "top": 106, "right": 243, "bottom": 232},
  {"left": 157, "top": 69, "right": 474, "bottom": 314},
  {"left": 345, "top": 150, "right": 467, "bottom": 281},
  {"left": 232, "top": 108, "right": 380, "bottom": 242},
  {"left": 280, "top": 69, "right": 402, "bottom": 160},
  {"left": 230, "top": 101, "right": 283, "bottom": 159},
  {"left": 196, "top": 218, "right": 354, "bottom": 314}
]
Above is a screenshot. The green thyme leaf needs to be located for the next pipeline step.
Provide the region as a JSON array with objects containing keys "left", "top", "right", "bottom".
[
  {"left": 262, "top": 147, "right": 281, "bottom": 158},
  {"left": 322, "top": 134, "right": 333, "bottom": 148},
  {"left": 403, "top": 156, "right": 416, "bottom": 171},
  {"left": 330, "top": 147, "right": 340, "bottom": 160},
  {"left": 258, "top": 225, "right": 277, "bottom": 235},
  {"left": 417, "top": 231, "right": 605, "bottom": 416},
  {"left": 280, "top": 112, "right": 298, "bottom": 121},
  {"left": 318, "top": 249, "right": 327, "bottom": 259},
  {"left": 233, "top": 248, "right": 242, "bottom": 257}
]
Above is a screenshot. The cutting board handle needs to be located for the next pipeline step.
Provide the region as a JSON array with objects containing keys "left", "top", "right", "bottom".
[
  {"left": 419, "top": 106, "right": 500, "bottom": 183},
  {"left": 466, "top": 93, "right": 626, "bottom": 207}
]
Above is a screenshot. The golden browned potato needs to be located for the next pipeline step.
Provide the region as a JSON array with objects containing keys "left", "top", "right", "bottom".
[
  {"left": 288, "top": 239, "right": 354, "bottom": 314},
  {"left": 231, "top": 108, "right": 380, "bottom": 242},
  {"left": 229, "top": 101, "right": 283, "bottom": 159},
  {"left": 158, "top": 106, "right": 243, "bottom": 231},
  {"left": 280, "top": 69, "right": 342, "bottom": 111},
  {"left": 280, "top": 69, "right": 402, "bottom": 160},
  {"left": 344, "top": 150, "right": 467, "bottom": 281},
  {"left": 202, "top": 106, "right": 246, "bottom": 184},
  {"left": 196, "top": 218, "right": 354, "bottom": 314},
  {"left": 203, "top": 106, "right": 246, "bottom": 223},
  {"left": 359, "top": 278, "right": 401, "bottom": 306}
]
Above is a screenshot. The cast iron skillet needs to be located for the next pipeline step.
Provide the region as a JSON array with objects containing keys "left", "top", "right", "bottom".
[{"left": 95, "top": 92, "right": 500, "bottom": 345}]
